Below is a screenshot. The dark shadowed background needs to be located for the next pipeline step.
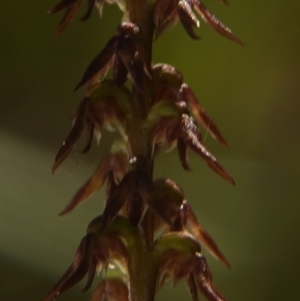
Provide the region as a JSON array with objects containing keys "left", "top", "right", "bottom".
[{"left": 1, "top": 1, "right": 300, "bottom": 301}]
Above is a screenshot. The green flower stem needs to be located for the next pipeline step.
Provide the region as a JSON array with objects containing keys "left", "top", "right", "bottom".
[
  {"left": 125, "top": 2, "right": 158, "bottom": 300},
  {"left": 127, "top": 226, "right": 158, "bottom": 301},
  {"left": 126, "top": 0, "right": 155, "bottom": 162}
]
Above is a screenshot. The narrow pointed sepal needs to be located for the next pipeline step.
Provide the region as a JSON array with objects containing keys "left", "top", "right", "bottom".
[
  {"left": 193, "top": 253, "right": 227, "bottom": 301},
  {"left": 59, "top": 152, "right": 127, "bottom": 215},
  {"left": 52, "top": 97, "right": 89, "bottom": 173},
  {"left": 48, "top": 0, "right": 80, "bottom": 14},
  {"left": 184, "top": 202, "right": 230, "bottom": 268},
  {"left": 49, "top": 0, "right": 82, "bottom": 36},
  {"left": 186, "top": 273, "right": 200, "bottom": 301},
  {"left": 74, "top": 37, "right": 118, "bottom": 91},
  {"left": 42, "top": 234, "right": 95, "bottom": 301},
  {"left": 177, "top": 137, "right": 191, "bottom": 170},
  {"left": 179, "top": 84, "right": 228, "bottom": 147},
  {"left": 177, "top": 0, "right": 200, "bottom": 39},
  {"left": 180, "top": 114, "right": 235, "bottom": 185},
  {"left": 154, "top": 0, "right": 178, "bottom": 39},
  {"left": 194, "top": 1, "right": 244, "bottom": 45},
  {"left": 101, "top": 171, "right": 136, "bottom": 230},
  {"left": 80, "top": 0, "right": 96, "bottom": 21}
]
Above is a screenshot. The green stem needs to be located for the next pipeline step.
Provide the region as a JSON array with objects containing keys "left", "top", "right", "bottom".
[
  {"left": 127, "top": 226, "right": 158, "bottom": 301},
  {"left": 126, "top": 0, "right": 154, "bottom": 160},
  {"left": 126, "top": 1, "right": 158, "bottom": 301}
]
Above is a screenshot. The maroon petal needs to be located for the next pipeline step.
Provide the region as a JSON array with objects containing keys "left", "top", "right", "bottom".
[
  {"left": 101, "top": 172, "right": 136, "bottom": 229},
  {"left": 42, "top": 235, "right": 94, "bottom": 301},
  {"left": 80, "top": 121, "right": 94, "bottom": 153},
  {"left": 194, "top": 253, "right": 227, "bottom": 301},
  {"left": 154, "top": 0, "right": 178, "bottom": 39},
  {"left": 52, "top": 98, "right": 89, "bottom": 173},
  {"left": 194, "top": 1, "right": 244, "bottom": 45},
  {"left": 186, "top": 273, "right": 199, "bottom": 301},
  {"left": 48, "top": 0, "right": 80, "bottom": 14},
  {"left": 106, "top": 170, "right": 118, "bottom": 200},
  {"left": 177, "top": 0, "right": 200, "bottom": 39},
  {"left": 74, "top": 36, "right": 118, "bottom": 90},
  {"left": 117, "top": 38, "right": 145, "bottom": 91},
  {"left": 179, "top": 84, "right": 228, "bottom": 147},
  {"left": 55, "top": 2, "right": 82, "bottom": 36},
  {"left": 177, "top": 137, "right": 191, "bottom": 170},
  {"left": 80, "top": 0, "right": 96, "bottom": 21},
  {"left": 184, "top": 202, "right": 230, "bottom": 268},
  {"left": 59, "top": 152, "right": 126, "bottom": 215},
  {"left": 180, "top": 114, "right": 235, "bottom": 185},
  {"left": 82, "top": 257, "right": 97, "bottom": 291}
]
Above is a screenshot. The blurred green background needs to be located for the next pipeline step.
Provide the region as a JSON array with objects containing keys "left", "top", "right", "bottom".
[{"left": 1, "top": 1, "right": 300, "bottom": 301}]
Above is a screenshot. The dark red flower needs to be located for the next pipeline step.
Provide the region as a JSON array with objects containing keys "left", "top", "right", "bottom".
[
  {"left": 154, "top": 232, "right": 227, "bottom": 301},
  {"left": 74, "top": 22, "right": 150, "bottom": 91},
  {"left": 52, "top": 80, "right": 132, "bottom": 173},
  {"left": 154, "top": 0, "right": 243, "bottom": 45},
  {"left": 42, "top": 229, "right": 127, "bottom": 301},
  {"left": 149, "top": 64, "right": 234, "bottom": 184},
  {"left": 152, "top": 178, "right": 230, "bottom": 268},
  {"left": 59, "top": 151, "right": 128, "bottom": 215},
  {"left": 48, "top": 0, "right": 126, "bottom": 35}
]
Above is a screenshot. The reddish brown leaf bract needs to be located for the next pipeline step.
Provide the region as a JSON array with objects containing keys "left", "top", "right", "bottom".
[
  {"left": 74, "top": 37, "right": 118, "bottom": 91},
  {"left": 101, "top": 171, "right": 136, "bottom": 229},
  {"left": 74, "top": 22, "right": 149, "bottom": 91}
]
